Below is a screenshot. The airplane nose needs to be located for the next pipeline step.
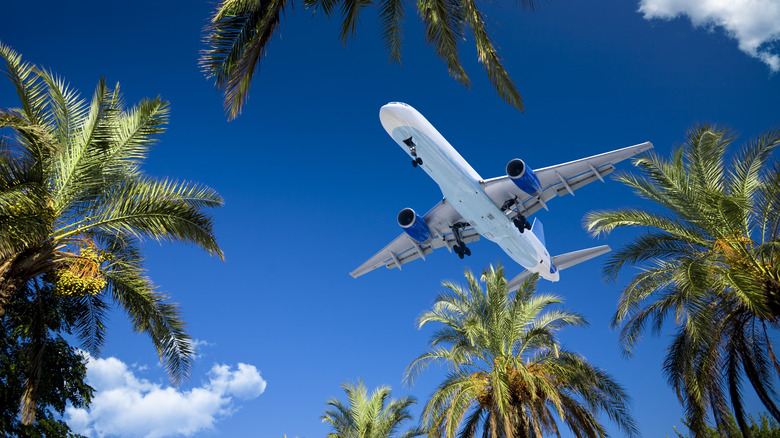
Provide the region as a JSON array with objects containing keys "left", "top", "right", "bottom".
[{"left": 379, "top": 102, "right": 414, "bottom": 135}]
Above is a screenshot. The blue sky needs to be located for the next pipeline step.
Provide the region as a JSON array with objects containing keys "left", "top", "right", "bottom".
[{"left": 2, "top": 0, "right": 780, "bottom": 436}]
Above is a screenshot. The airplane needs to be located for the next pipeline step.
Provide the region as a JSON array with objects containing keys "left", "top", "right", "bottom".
[{"left": 350, "top": 102, "right": 653, "bottom": 289}]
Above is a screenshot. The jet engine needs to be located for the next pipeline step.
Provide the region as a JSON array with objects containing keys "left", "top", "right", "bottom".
[
  {"left": 398, "top": 208, "right": 431, "bottom": 242},
  {"left": 506, "top": 158, "right": 542, "bottom": 196}
]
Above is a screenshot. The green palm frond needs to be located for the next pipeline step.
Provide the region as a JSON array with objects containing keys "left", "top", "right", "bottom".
[
  {"left": 585, "top": 124, "right": 780, "bottom": 434},
  {"left": 55, "top": 175, "right": 223, "bottom": 259},
  {"left": 0, "top": 42, "right": 48, "bottom": 127},
  {"left": 36, "top": 69, "right": 89, "bottom": 148},
  {"left": 586, "top": 208, "right": 709, "bottom": 244},
  {"left": 683, "top": 126, "right": 733, "bottom": 192},
  {"left": 67, "top": 291, "right": 109, "bottom": 355},
  {"left": 335, "top": 0, "right": 374, "bottom": 44},
  {"left": 756, "top": 164, "right": 780, "bottom": 243},
  {"left": 729, "top": 129, "right": 780, "bottom": 202},
  {"left": 201, "top": 0, "right": 288, "bottom": 120},
  {"left": 460, "top": 0, "right": 522, "bottom": 110},
  {"left": 378, "top": 0, "right": 406, "bottom": 63},
  {"left": 106, "top": 266, "right": 193, "bottom": 385},
  {"left": 102, "top": 95, "right": 169, "bottom": 173}
]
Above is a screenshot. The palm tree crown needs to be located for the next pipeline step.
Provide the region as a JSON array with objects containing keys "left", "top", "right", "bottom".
[
  {"left": 585, "top": 125, "right": 780, "bottom": 435},
  {"left": 322, "top": 380, "right": 425, "bottom": 438},
  {"left": 0, "top": 41, "right": 224, "bottom": 387},
  {"left": 200, "top": 0, "right": 536, "bottom": 120},
  {"left": 406, "top": 266, "right": 637, "bottom": 438}
]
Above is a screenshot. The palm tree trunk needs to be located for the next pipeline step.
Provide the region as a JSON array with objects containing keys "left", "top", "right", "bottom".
[
  {"left": 490, "top": 408, "right": 499, "bottom": 438},
  {"left": 0, "top": 256, "right": 25, "bottom": 317},
  {"left": 0, "top": 242, "right": 57, "bottom": 317},
  {"left": 20, "top": 279, "right": 47, "bottom": 425}
]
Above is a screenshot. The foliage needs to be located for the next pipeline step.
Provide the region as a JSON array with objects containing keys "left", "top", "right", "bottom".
[
  {"left": 321, "top": 380, "right": 425, "bottom": 438},
  {"left": 673, "top": 412, "right": 780, "bottom": 438},
  {"left": 0, "top": 281, "right": 91, "bottom": 437},
  {"left": 0, "top": 41, "right": 224, "bottom": 421},
  {"left": 406, "top": 266, "right": 637, "bottom": 438},
  {"left": 201, "top": 0, "right": 535, "bottom": 120},
  {"left": 585, "top": 126, "right": 780, "bottom": 436}
]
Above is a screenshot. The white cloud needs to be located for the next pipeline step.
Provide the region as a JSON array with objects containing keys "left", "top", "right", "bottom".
[
  {"left": 638, "top": 0, "right": 780, "bottom": 71},
  {"left": 191, "top": 339, "right": 215, "bottom": 359},
  {"left": 66, "top": 354, "right": 267, "bottom": 438}
]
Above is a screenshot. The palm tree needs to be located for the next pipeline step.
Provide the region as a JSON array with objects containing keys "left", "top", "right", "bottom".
[
  {"left": 585, "top": 125, "right": 780, "bottom": 436},
  {"left": 322, "top": 380, "right": 425, "bottom": 438},
  {"left": 406, "top": 266, "right": 637, "bottom": 438},
  {"left": 201, "top": 0, "right": 535, "bottom": 120},
  {"left": 0, "top": 41, "right": 223, "bottom": 396}
]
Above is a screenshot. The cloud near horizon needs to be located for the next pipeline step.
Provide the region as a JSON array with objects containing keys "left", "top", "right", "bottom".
[
  {"left": 638, "top": 0, "right": 780, "bottom": 72},
  {"left": 66, "top": 354, "right": 267, "bottom": 438}
]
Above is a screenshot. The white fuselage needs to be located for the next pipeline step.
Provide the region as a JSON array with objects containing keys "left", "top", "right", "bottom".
[{"left": 379, "top": 102, "right": 560, "bottom": 282}]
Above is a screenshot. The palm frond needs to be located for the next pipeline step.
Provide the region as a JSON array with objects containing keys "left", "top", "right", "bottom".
[
  {"left": 201, "top": 0, "right": 288, "bottom": 120},
  {"left": 105, "top": 266, "right": 193, "bottom": 385},
  {"left": 460, "top": 0, "right": 522, "bottom": 110},
  {"left": 55, "top": 176, "right": 224, "bottom": 260},
  {"left": 0, "top": 41, "right": 48, "bottom": 127},
  {"left": 417, "top": 0, "right": 469, "bottom": 86},
  {"left": 378, "top": 0, "right": 406, "bottom": 64}
]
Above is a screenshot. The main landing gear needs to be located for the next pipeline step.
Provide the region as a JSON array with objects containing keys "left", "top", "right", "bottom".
[
  {"left": 502, "top": 198, "right": 532, "bottom": 233},
  {"left": 403, "top": 137, "right": 424, "bottom": 167},
  {"left": 513, "top": 215, "right": 531, "bottom": 233},
  {"left": 451, "top": 223, "right": 471, "bottom": 259}
]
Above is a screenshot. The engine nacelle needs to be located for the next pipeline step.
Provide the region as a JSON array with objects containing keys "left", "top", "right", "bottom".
[
  {"left": 506, "top": 158, "right": 542, "bottom": 196},
  {"left": 398, "top": 208, "right": 431, "bottom": 242}
]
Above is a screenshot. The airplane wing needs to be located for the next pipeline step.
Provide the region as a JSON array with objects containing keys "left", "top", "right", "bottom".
[
  {"left": 482, "top": 142, "right": 653, "bottom": 219},
  {"left": 349, "top": 200, "right": 481, "bottom": 278}
]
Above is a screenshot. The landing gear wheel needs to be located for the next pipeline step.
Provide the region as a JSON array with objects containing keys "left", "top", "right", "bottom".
[
  {"left": 454, "top": 245, "right": 464, "bottom": 259},
  {"left": 451, "top": 222, "right": 470, "bottom": 260},
  {"left": 514, "top": 216, "right": 532, "bottom": 233},
  {"left": 416, "top": 157, "right": 423, "bottom": 165},
  {"left": 412, "top": 159, "right": 418, "bottom": 167}
]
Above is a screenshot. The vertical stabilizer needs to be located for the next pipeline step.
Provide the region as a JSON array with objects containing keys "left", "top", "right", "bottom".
[{"left": 530, "top": 218, "right": 545, "bottom": 247}]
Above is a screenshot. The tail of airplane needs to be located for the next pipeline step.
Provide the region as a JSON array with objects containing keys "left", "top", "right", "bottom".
[{"left": 506, "top": 245, "right": 611, "bottom": 291}]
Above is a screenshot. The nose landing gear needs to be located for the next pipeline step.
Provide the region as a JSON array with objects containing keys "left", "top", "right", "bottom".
[{"left": 404, "top": 137, "right": 423, "bottom": 167}]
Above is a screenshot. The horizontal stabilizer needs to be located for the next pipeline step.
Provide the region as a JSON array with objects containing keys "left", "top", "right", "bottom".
[
  {"left": 506, "top": 245, "right": 611, "bottom": 291},
  {"left": 506, "top": 270, "right": 535, "bottom": 291},
  {"left": 552, "top": 245, "right": 611, "bottom": 271}
]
